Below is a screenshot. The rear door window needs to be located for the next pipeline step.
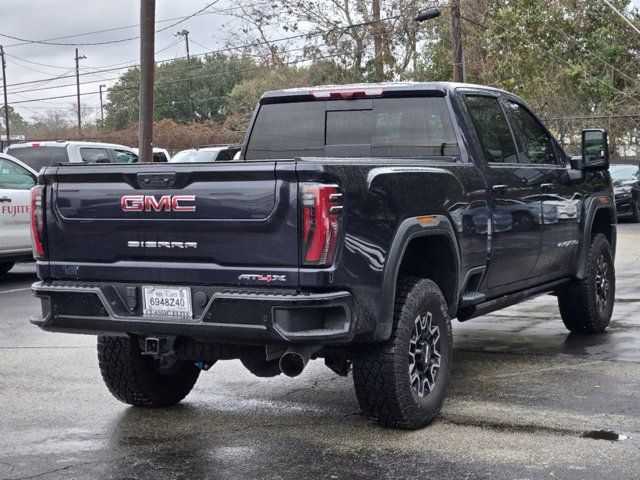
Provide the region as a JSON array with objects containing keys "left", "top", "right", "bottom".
[
  {"left": 464, "top": 95, "right": 518, "bottom": 164},
  {"left": 215, "top": 149, "right": 236, "bottom": 161},
  {"left": 80, "top": 148, "right": 110, "bottom": 163},
  {"left": 245, "top": 97, "right": 460, "bottom": 160},
  {"left": 114, "top": 149, "right": 138, "bottom": 164},
  {"left": 505, "top": 101, "right": 558, "bottom": 165},
  {"left": 7, "top": 146, "right": 69, "bottom": 171}
]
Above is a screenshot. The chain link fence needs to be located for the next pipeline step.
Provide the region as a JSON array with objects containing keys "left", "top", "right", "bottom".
[{"left": 545, "top": 115, "right": 640, "bottom": 165}]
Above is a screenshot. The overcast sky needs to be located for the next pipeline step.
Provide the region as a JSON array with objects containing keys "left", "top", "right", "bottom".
[
  {"left": 1, "top": 0, "right": 639, "bottom": 123},
  {"left": 1, "top": 0, "right": 239, "bottom": 122}
]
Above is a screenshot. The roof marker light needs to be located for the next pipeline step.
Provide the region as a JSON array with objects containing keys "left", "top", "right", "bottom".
[{"left": 311, "top": 86, "right": 385, "bottom": 100}]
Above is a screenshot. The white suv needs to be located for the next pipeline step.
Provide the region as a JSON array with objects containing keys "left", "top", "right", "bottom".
[
  {"left": 0, "top": 153, "right": 37, "bottom": 275},
  {"left": 5, "top": 141, "right": 138, "bottom": 173}
]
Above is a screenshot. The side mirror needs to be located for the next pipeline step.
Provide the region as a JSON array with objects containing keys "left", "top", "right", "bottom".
[{"left": 581, "top": 129, "right": 609, "bottom": 171}]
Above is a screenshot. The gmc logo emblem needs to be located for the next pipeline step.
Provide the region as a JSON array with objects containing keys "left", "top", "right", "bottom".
[{"left": 121, "top": 195, "right": 196, "bottom": 212}]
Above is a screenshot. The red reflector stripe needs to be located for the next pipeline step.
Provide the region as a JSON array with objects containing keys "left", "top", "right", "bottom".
[{"left": 30, "top": 186, "right": 44, "bottom": 257}]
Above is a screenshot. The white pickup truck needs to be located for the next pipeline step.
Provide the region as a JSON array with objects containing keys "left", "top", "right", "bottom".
[
  {"left": 5, "top": 140, "right": 139, "bottom": 172},
  {"left": 0, "top": 153, "right": 37, "bottom": 275}
]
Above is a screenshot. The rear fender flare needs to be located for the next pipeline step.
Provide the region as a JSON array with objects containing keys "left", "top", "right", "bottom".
[{"left": 373, "top": 215, "right": 460, "bottom": 342}]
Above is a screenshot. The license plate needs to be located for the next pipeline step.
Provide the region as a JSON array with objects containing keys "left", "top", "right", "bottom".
[{"left": 142, "top": 286, "right": 193, "bottom": 319}]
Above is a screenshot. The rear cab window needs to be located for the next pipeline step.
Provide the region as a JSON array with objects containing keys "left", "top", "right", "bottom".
[
  {"left": 245, "top": 96, "right": 460, "bottom": 160},
  {"left": 7, "top": 145, "right": 70, "bottom": 172},
  {"left": 80, "top": 148, "right": 110, "bottom": 163}
]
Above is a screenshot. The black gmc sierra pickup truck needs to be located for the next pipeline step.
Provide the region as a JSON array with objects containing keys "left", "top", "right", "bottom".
[{"left": 31, "top": 82, "right": 616, "bottom": 429}]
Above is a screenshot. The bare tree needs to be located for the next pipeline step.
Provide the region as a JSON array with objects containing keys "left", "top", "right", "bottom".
[{"left": 226, "top": 0, "right": 425, "bottom": 81}]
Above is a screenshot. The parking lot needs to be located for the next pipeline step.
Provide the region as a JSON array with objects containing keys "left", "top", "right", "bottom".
[{"left": 0, "top": 223, "right": 638, "bottom": 480}]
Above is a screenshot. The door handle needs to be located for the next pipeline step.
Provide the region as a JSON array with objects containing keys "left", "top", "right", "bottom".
[
  {"left": 492, "top": 184, "right": 507, "bottom": 195},
  {"left": 0, "top": 196, "right": 11, "bottom": 203},
  {"left": 540, "top": 183, "right": 553, "bottom": 192}
]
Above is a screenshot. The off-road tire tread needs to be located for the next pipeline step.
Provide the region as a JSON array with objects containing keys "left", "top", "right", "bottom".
[
  {"left": 558, "top": 233, "right": 614, "bottom": 333},
  {"left": 352, "top": 277, "right": 452, "bottom": 429},
  {"left": 97, "top": 336, "right": 200, "bottom": 407}
]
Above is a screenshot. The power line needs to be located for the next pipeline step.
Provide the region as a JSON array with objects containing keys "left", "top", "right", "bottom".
[
  {"left": 8, "top": 50, "right": 344, "bottom": 106},
  {"left": 0, "top": 1, "right": 221, "bottom": 47},
  {"left": 602, "top": 0, "right": 640, "bottom": 35},
  {"left": 6, "top": 8, "right": 423, "bottom": 90},
  {"left": 2, "top": 37, "right": 184, "bottom": 84},
  {"left": 5, "top": 55, "right": 69, "bottom": 73},
  {"left": 467, "top": 8, "right": 640, "bottom": 109},
  {"left": 475, "top": 7, "right": 640, "bottom": 91},
  {"left": 8, "top": 44, "right": 313, "bottom": 96},
  {"left": 71, "top": 37, "right": 185, "bottom": 74},
  {"left": 8, "top": 66, "right": 77, "bottom": 93},
  {"left": 1, "top": 0, "right": 275, "bottom": 50}
]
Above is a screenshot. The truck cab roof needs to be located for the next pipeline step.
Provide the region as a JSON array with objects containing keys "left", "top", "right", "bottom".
[
  {"left": 260, "top": 81, "right": 505, "bottom": 103},
  {"left": 7, "top": 140, "right": 134, "bottom": 150},
  {"left": 6, "top": 140, "right": 138, "bottom": 172}
]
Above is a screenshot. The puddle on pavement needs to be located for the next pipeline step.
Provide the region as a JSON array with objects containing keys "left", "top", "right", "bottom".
[
  {"left": 581, "top": 430, "right": 629, "bottom": 441},
  {"left": 444, "top": 417, "right": 630, "bottom": 442}
]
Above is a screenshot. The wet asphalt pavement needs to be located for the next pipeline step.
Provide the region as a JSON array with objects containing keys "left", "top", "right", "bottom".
[{"left": 1, "top": 224, "right": 640, "bottom": 479}]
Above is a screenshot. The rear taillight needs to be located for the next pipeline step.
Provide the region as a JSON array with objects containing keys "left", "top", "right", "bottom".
[
  {"left": 300, "top": 184, "right": 342, "bottom": 266},
  {"left": 30, "top": 186, "right": 45, "bottom": 258}
]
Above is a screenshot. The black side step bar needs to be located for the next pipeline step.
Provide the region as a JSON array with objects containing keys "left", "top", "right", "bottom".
[{"left": 457, "top": 278, "right": 570, "bottom": 322}]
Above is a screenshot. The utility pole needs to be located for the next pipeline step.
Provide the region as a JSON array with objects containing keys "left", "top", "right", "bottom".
[
  {"left": 176, "top": 29, "right": 194, "bottom": 122},
  {"left": 139, "top": 0, "right": 156, "bottom": 163},
  {"left": 0, "top": 46, "right": 10, "bottom": 147},
  {"left": 74, "top": 48, "right": 86, "bottom": 136},
  {"left": 372, "top": 0, "right": 384, "bottom": 80},
  {"left": 450, "top": 0, "right": 465, "bottom": 83},
  {"left": 99, "top": 84, "right": 106, "bottom": 124}
]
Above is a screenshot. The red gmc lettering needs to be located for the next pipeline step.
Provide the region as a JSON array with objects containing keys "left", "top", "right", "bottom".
[
  {"left": 145, "top": 195, "right": 171, "bottom": 212},
  {"left": 121, "top": 195, "right": 144, "bottom": 212},
  {"left": 121, "top": 195, "right": 196, "bottom": 212},
  {"left": 171, "top": 195, "right": 196, "bottom": 212}
]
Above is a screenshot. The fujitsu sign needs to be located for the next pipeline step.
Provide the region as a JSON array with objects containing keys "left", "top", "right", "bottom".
[{"left": 121, "top": 195, "right": 196, "bottom": 212}]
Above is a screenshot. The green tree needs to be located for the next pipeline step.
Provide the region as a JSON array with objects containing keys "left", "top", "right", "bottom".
[
  {"left": 104, "top": 67, "right": 140, "bottom": 130},
  {"left": 0, "top": 105, "right": 27, "bottom": 133},
  {"left": 417, "top": 0, "right": 640, "bottom": 118},
  {"left": 104, "top": 54, "right": 257, "bottom": 129}
]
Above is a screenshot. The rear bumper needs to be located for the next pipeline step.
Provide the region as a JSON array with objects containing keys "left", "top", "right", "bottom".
[{"left": 31, "top": 281, "right": 355, "bottom": 344}]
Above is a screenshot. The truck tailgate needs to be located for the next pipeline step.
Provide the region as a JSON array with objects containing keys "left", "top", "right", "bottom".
[{"left": 44, "top": 162, "right": 299, "bottom": 286}]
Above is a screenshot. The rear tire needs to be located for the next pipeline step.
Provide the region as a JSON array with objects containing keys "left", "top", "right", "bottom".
[
  {"left": 557, "top": 233, "right": 615, "bottom": 333},
  {"left": 97, "top": 336, "right": 200, "bottom": 407},
  {"left": 0, "top": 262, "right": 15, "bottom": 275},
  {"left": 352, "top": 278, "right": 453, "bottom": 429}
]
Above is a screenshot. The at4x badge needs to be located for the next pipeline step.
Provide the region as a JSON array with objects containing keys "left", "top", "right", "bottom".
[{"left": 238, "top": 274, "right": 287, "bottom": 283}]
